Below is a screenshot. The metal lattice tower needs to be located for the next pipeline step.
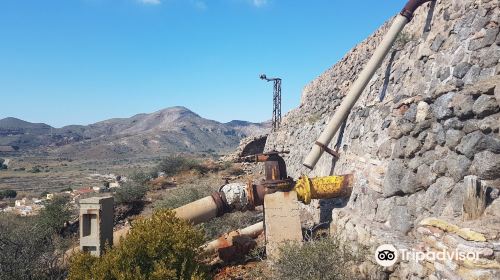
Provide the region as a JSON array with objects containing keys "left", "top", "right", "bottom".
[{"left": 260, "top": 74, "right": 282, "bottom": 131}]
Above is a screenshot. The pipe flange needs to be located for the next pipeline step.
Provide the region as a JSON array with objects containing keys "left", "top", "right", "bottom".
[
  {"left": 246, "top": 181, "right": 256, "bottom": 211},
  {"left": 294, "top": 175, "right": 312, "bottom": 204},
  {"left": 400, "top": 0, "right": 433, "bottom": 21},
  {"left": 211, "top": 192, "right": 229, "bottom": 217}
]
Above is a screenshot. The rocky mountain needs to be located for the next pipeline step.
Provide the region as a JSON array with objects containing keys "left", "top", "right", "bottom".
[
  {"left": 0, "top": 106, "right": 270, "bottom": 159},
  {"left": 265, "top": 0, "right": 499, "bottom": 279}
]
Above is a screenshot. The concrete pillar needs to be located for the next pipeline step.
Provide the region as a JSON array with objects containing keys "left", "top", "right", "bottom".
[
  {"left": 79, "top": 197, "right": 114, "bottom": 257},
  {"left": 263, "top": 191, "right": 303, "bottom": 260}
]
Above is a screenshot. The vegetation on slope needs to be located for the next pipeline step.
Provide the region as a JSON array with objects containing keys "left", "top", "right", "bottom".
[
  {"left": 0, "top": 197, "right": 75, "bottom": 280},
  {"left": 68, "top": 210, "right": 207, "bottom": 280}
]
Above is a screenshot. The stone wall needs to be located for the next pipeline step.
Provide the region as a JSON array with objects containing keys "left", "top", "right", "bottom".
[{"left": 265, "top": 0, "right": 499, "bottom": 279}]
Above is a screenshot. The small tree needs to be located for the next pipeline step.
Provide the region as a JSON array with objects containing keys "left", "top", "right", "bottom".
[
  {"left": 0, "top": 189, "right": 17, "bottom": 199},
  {"left": 68, "top": 210, "right": 207, "bottom": 280},
  {"left": 38, "top": 196, "right": 73, "bottom": 233},
  {"left": 0, "top": 211, "right": 72, "bottom": 279},
  {"left": 129, "top": 171, "right": 151, "bottom": 184},
  {"left": 114, "top": 183, "right": 148, "bottom": 205}
]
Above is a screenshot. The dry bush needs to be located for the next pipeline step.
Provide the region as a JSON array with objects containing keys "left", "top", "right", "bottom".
[
  {"left": 270, "top": 237, "right": 366, "bottom": 280},
  {"left": 149, "top": 176, "right": 176, "bottom": 190},
  {"left": 223, "top": 166, "right": 245, "bottom": 177}
]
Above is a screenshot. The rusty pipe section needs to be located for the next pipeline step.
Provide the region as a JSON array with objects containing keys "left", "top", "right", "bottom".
[
  {"left": 401, "top": 0, "right": 433, "bottom": 20},
  {"left": 303, "top": 0, "right": 433, "bottom": 170},
  {"left": 201, "top": 221, "right": 264, "bottom": 254}
]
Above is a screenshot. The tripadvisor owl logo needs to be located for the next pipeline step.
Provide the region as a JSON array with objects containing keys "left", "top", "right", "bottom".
[
  {"left": 375, "top": 244, "right": 398, "bottom": 267},
  {"left": 374, "top": 243, "right": 480, "bottom": 267}
]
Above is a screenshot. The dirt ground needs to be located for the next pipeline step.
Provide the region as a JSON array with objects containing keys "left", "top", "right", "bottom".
[{"left": 0, "top": 155, "right": 158, "bottom": 195}]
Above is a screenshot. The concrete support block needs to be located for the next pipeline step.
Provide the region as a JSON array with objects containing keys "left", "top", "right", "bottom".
[
  {"left": 264, "top": 191, "right": 302, "bottom": 260},
  {"left": 79, "top": 197, "right": 114, "bottom": 257}
]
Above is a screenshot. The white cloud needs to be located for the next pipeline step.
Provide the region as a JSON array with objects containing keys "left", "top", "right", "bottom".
[
  {"left": 251, "top": 0, "right": 267, "bottom": 7},
  {"left": 138, "top": 0, "right": 161, "bottom": 5}
]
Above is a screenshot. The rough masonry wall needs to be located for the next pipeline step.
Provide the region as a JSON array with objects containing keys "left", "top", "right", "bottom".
[{"left": 265, "top": 0, "right": 499, "bottom": 279}]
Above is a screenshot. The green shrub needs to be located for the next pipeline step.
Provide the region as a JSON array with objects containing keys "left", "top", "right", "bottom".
[
  {"left": 272, "top": 237, "right": 365, "bottom": 280},
  {"left": 114, "top": 183, "right": 148, "bottom": 205},
  {"left": 38, "top": 196, "right": 74, "bottom": 233},
  {"left": 394, "top": 31, "right": 414, "bottom": 50},
  {"left": 0, "top": 189, "right": 17, "bottom": 199},
  {"left": 29, "top": 166, "right": 42, "bottom": 173},
  {"left": 68, "top": 210, "right": 207, "bottom": 280},
  {"left": 129, "top": 171, "right": 152, "bottom": 184},
  {"left": 155, "top": 156, "right": 207, "bottom": 177}
]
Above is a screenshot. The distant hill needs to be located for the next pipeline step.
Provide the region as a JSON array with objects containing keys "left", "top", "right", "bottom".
[
  {"left": 225, "top": 120, "right": 271, "bottom": 137},
  {"left": 0, "top": 117, "right": 54, "bottom": 149},
  {"left": 0, "top": 107, "right": 270, "bottom": 159}
]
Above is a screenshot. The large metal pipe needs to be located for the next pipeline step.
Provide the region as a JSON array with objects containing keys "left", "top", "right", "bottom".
[
  {"left": 202, "top": 221, "right": 264, "bottom": 254},
  {"left": 174, "top": 196, "right": 219, "bottom": 225},
  {"left": 110, "top": 196, "right": 220, "bottom": 246},
  {"left": 303, "top": 0, "right": 432, "bottom": 170}
]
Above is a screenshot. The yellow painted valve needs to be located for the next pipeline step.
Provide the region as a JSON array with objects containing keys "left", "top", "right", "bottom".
[{"left": 294, "top": 174, "right": 353, "bottom": 204}]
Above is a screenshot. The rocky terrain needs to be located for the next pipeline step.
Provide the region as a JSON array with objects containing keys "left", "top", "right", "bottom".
[
  {"left": 265, "top": 0, "right": 499, "bottom": 279},
  {"left": 0, "top": 106, "right": 270, "bottom": 159}
]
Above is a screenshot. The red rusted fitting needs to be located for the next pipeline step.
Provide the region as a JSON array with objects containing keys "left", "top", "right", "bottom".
[{"left": 400, "top": 0, "right": 433, "bottom": 20}]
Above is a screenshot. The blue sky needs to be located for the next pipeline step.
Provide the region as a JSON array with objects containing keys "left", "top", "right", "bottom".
[{"left": 0, "top": 0, "right": 405, "bottom": 128}]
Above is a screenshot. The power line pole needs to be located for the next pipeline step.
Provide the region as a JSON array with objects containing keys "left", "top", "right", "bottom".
[{"left": 260, "top": 74, "right": 282, "bottom": 131}]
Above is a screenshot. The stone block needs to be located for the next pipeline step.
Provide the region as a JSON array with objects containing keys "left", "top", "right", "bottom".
[
  {"left": 264, "top": 191, "right": 302, "bottom": 260},
  {"left": 79, "top": 196, "right": 114, "bottom": 257}
]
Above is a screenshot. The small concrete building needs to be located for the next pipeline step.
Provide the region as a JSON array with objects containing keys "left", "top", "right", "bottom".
[{"left": 79, "top": 197, "right": 114, "bottom": 257}]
